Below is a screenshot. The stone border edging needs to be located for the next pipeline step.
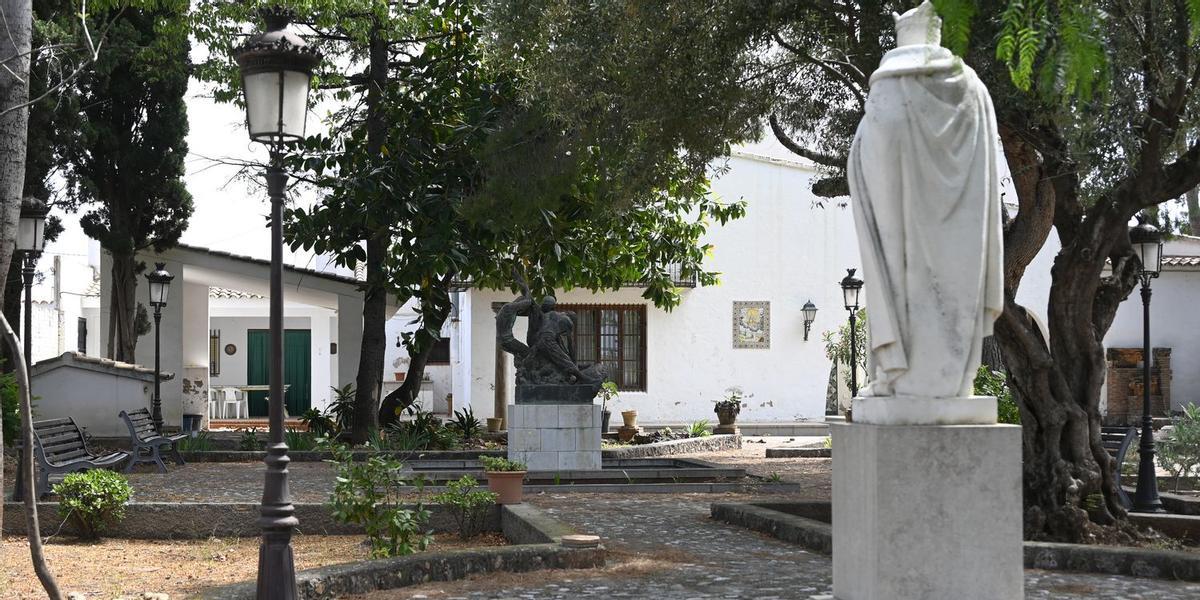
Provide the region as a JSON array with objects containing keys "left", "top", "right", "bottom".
[
  {"left": 602, "top": 434, "right": 741, "bottom": 459},
  {"left": 711, "top": 501, "right": 1200, "bottom": 582},
  {"left": 179, "top": 448, "right": 506, "bottom": 462},
  {"left": 764, "top": 447, "right": 831, "bottom": 458},
  {"left": 2, "top": 502, "right": 499, "bottom": 539},
  {"left": 199, "top": 503, "right": 604, "bottom": 600}
]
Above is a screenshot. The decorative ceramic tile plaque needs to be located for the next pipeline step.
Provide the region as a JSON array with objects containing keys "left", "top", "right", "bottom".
[{"left": 733, "top": 301, "right": 770, "bottom": 349}]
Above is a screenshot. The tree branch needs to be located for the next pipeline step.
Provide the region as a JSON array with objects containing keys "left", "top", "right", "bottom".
[{"left": 767, "top": 113, "right": 845, "bottom": 168}]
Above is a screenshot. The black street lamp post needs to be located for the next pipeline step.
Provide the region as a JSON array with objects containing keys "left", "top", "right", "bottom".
[
  {"left": 233, "top": 8, "right": 320, "bottom": 598},
  {"left": 17, "top": 198, "right": 49, "bottom": 375},
  {"left": 840, "top": 269, "right": 864, "bottom": 397},
  {"left": 844, "top": 270, "right": 864, "bottom": 396},
  {"left": 1130, "top": 220, "right": 1165, "bottom": 513},
  {"left": 145, "top": 263, "right": 173, "bottom": 433}
]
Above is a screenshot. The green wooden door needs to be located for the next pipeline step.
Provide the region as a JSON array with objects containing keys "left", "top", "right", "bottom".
[{"left": 246, "top": 329, "right": 312, "bottom": 418}]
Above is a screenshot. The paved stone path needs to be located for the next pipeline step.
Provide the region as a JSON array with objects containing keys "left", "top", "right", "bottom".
[{"left": 370, "top": 494, "right": 1200, "bottom": 599}]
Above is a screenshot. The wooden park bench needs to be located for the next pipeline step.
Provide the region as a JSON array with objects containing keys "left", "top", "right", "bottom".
[
  {"left": 1101, "top": 425, "right": 1138, "bottom": 510},
  {"left": 120, "top": 408, "right": 187, "bottom": 473},
  {"left": 22, "top": 417, "right": 129, "bottom": 498}
]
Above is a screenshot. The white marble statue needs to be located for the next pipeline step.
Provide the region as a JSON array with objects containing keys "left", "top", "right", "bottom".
[{"left": 847, "top": 0, "right": 1003, "bottom": 400}]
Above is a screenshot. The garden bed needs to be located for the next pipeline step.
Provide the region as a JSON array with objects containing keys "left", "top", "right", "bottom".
[
  {"left": 710, "top": 501, "right": 1200, "bottom": 581},
  {"left": 200, "top": 503, "right": 604, "bottom": 600},
  {"left": 601, "top": 434, "right": 741, "bottom": 459}
]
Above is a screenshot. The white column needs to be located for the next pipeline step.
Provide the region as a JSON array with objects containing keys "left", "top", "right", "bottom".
[{"left": 336, "top": 293, "right": 363, "bottom": 390}]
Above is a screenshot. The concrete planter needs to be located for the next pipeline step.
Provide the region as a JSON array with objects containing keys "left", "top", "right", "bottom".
[
  {"left": 487, "top": 470, "right": 527, "bottom": 504},
  {"left": 716, "top": 407, "right": 738, "bottom": 427},
  {"left": 621, "top": 410, "right": 638, "bottom": 428},
  {"left": 486, "top": 417, "right": 504, "bottom": 433}
]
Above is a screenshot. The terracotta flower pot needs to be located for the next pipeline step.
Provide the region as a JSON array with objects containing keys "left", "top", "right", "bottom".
[
  {"left": 621, "top": 410, "right": 638, "bottom": 428},
  {"left": 486, "top": 471, "right": 526, "bottom": 504},
  {"left": 486, "top": 417, "right": 504, "bottom": 433},
  {"left": 394, "top": 372, "right": 406, "bottom": 382}
]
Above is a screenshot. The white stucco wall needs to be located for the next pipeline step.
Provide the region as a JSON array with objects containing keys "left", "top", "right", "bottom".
[
  {"left": 208, "top": 312, "right": 333, "bottom": 411},
  {"left": 456, "top": 152, "right": 859, "bottom": 422},
  {"left": 383, "top": 301, "right": 454, "bottom": 412},
  {"left": 31, "top": 366, "right": 155, "bottom": 438}
]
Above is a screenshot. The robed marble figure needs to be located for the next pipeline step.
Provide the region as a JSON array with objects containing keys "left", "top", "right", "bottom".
[{"left": 847, "top": 1, "right": 1003, "bottom": 399}]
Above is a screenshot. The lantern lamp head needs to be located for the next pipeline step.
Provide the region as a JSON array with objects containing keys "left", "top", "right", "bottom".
[
  {"left": 840, "top": 268, "right": 864, "bottom": 311},
  {"left": 233, "top": 6, "right": 322, "bottom": 146},
  {"left": 146, "top": 262, "right": 174, "bottom": 308},
  {"left": 18, "top": 197, "right": 50, "bottom": 255},
  {"left": 1129, "top": 219, "right": 1164, "bottom": 278},
  {"left": 802, "top": 300, "right": 818, "bottom": 341}
]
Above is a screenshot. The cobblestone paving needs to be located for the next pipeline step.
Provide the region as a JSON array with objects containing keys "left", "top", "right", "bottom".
[
  {"left": 370, "top": 495, "right": 1200, "bottom": 599},
  {"left": 124, "top": 462, "right": 335, "bottom": 502}
]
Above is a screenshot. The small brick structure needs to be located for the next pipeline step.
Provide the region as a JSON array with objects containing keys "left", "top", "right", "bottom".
[{"left": 1105, "top": 347, "right": 1172, "bottom": 425}]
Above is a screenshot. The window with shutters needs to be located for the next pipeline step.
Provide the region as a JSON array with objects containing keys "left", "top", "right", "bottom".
[{"left": 560, "top": 304, "right": 646, "bottom": 392}]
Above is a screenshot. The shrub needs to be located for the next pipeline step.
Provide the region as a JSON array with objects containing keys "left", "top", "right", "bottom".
[
  {"left": 688, "top": 420, "right": 711, "bottom": 438},
  {"left": 1158, "top": 403, "right": 1200, "bottom": 491},
  {"left": 714, "top": 387, "right": 749, "bottom": 415},
  {"left": 448, "top": 407, "right": 482, "bottom": 441},
  {"left": 1, "top": 370, "right": 17, "bottom": 447},
  {"left": 973, "top": 366, "right": 1019, "bottom": 424},
  {"left": 479, "top": 455, "right": 526, "bottom": 472},
  {"left": 285, "top": 428, "right": 319, "bottom": 451},
  {"left": 598, "top": 381, "right": 619, "bottom": 413},
  {"left": 327, "top": 444, "right": 432, "bottom": 558},
  {"left": 299, "top": 408, "right": 336, "bottom": 438},
  {"left": 53, "top": 470, "right": 133, "bottom": 539},
  {"left": 238, "top": 429, "right": 263, "bottom": 451},
  {"left": 432, "top": 475, "right": 497, "bottom": 539},
  {"left": 327, "top": 383, "right": 357, "bottom": 432},
  {"left": 177, "top": 430, "right": 214, "bottom": 452}
]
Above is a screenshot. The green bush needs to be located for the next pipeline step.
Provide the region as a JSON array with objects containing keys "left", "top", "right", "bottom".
[
  {"left": 478, "top": 455, "right": 526, "bottom": 472},
  {"left": 1, "top": 370, "right": 17, "bottom": 447},
  {"left": 1158, "top": 403, "right": 1200, "bottom": 491},
  {"left": 688, "top": 420, "right": 711, "bottom": 438},
  {"left": 432, "top": 475, "right": 497, "bottom": 539},
  {"left": 974, "top": 366, "right": 1020, "bottom": 424},
  {"left": 327, "top": 444, "right": 432, "bottom": 558},
  {"left": 285, "top": 428, "right": 319, "bottom": 451},
  {"left": 177, "top": 430, "right": 214, "bottom": 452},
  {"left": 238, "top": 429, "right": 263, "bottom": 451},
  {"left": 53, "top": 470, "right": 133, "bottom": 539},
  {"left": 449, "top": 407, "right": 482, "bottom": 441}
]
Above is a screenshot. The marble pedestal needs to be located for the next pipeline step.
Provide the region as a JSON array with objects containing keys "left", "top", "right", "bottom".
[
  {"left": 507, "top": 404, "right": 602, "bottom": 471},
  {"left": 832, "top": 420, "right": 1023, "bottom": 600}
]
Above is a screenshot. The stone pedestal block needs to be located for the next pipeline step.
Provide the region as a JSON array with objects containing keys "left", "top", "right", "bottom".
[
  {"left": 507, "top": 404, "right": 602, "bottom": 471},
  {"left": 832, "top": 421, "right": 1022, "bottom": 600}
]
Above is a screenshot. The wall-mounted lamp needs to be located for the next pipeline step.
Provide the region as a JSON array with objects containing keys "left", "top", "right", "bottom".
[{"left": 802, "top": 300, "right": 818, "bottom": 341}]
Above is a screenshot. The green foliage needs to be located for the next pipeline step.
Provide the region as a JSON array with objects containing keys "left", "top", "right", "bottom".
[
  {"left": 688, "top": 420, "right": 711, "bottom": 438},
  {"left": 714, "top": 386, "right": 749, "bottom": 414},
  {"left": 299, "top": 409, "right": 336, "bottom": 439},
  {"left": 1, "top": 370, "right": 18, "bottom": 447},
  {"left": 765, "top": 472, "right": 784, "bottom": 484},
  {"left": 1158, "top": 404, "right": 1200, "bottom": 492},
  {"left": 431, "top": 475, "right": 497, "bottom": 539},
  {"left": 285, "top": 428, "right": 320, "bottom": 452},
  {"left": 822, "top": 309, "right": 867, "bottom": 374},
  {"left": 478, "top": 456, "right": 526, "bottom": 472},
  {"left": 238, "top": 430, "right": 262, "bottom": 451},
  {"left": 53, "top": 470, "right": 133, "bottom": 539},
  {"left": 176, "top": 431, "right": 213, "bottom": 452},
  {"left": 448, "top": 407, "right": 482, "bottom": 441},
  {"left": 973, "top": 366, "right": 1020, "bottom": 425},
  {"left": 327, "top": 444, "right": 432, "bottom": 558},
  {"left": 597, "top": 381, "right": 619, "bottom": 412},
  {"left": 326, "top": 384, "right": 357, "bottom": 433}
]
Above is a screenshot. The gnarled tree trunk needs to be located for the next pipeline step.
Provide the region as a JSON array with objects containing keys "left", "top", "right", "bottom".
[{"left": 106, "top": 251, "right": 139, "bottom": 362}]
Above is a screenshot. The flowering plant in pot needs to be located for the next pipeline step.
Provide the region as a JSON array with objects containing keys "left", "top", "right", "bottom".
[
  {"left": 597, "top": 381, "right": 618, "bottom": 432},
  {"left": 714, "top": 386, "right": 750, "bottom": 426},
  {"left": 478, "top": 455, "right": 528, "bottom": 504}
]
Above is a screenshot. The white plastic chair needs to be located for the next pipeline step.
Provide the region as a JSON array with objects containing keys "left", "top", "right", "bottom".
[
  {"left": 221, "top": 388, "right": 243, "bottom": 419},
  {"left": 208, "top": 389, "right": 220, "bottom": 419}
]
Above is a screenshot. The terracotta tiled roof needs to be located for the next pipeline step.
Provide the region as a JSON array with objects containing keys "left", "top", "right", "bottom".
[
  {"left": 208, "top": 287, "right": 265, "bottom": 300},
  {"left": 1163, "top": 255, "right": 1200, "bottom": 267},
  {"left": 32, "top": 351, "right": 174, "bottom": 381}
]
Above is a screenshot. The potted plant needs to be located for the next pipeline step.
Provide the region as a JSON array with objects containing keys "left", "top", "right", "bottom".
[
  {"left": 714, "top": 386, "right": 749, "bottom": 429},
  {"left": 392, "top": 355, "right": 410, "bottom": 382},
  {"left": 479, "top": 455, "right": 527, "bottom": 504},
  {"left": 597, "top": 381, "right": 618, "bottom": 433},
  {"left": 486, "top": 417, "right": 504, "bottom": 433},
  {"left": 621, "top": 409, "right": 638, "bottom": 428}
]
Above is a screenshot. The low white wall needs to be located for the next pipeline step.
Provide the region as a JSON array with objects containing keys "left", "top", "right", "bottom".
[{"left": 31, "top": 369, "right": 154, "bottom": 438}]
